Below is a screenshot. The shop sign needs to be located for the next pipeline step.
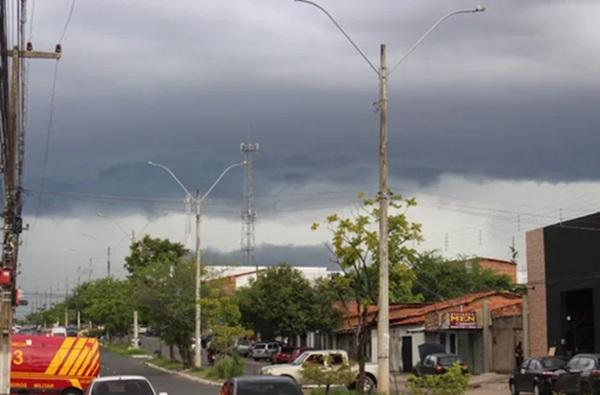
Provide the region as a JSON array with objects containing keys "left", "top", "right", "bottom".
[{"left": 448, "top": 312, "right": 477, "bottom": 329}]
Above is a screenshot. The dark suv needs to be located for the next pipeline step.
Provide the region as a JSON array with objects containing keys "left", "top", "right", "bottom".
[{"left": 555, "top": 354, "right": 600, "bottom": 395}]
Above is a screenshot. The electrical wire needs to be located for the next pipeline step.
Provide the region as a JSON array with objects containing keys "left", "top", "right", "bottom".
[{"left": 31, "top": 0, "right": 76, "bottom": 225}]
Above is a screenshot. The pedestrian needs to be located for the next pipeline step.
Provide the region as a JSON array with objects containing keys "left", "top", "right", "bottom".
[{"left": 515, "top": 341, "right": 524, "bottom": 367}]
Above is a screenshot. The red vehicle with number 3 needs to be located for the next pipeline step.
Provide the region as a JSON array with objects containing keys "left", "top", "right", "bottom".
[{"left": 11, "top": 334, "right": 100, "bottom": 395}]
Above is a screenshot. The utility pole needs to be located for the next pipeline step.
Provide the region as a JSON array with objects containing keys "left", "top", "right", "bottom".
[
  {"left": 194, "top": 189, "right": 202, "bottom": 368},
  {"left": 107, "top": 246, "right": 111, "bottom": 277},
  {"left": 376, "top": 44, "right": 390, "bottom": 394},
  {"left": 240, "top": 142, "right": 259, "bottom": 272},
  {"left": 64, "top": 277, "right": 69, "bottom": 327},
  {"left": 0, "top": 6, "right": 61, "bottom": 392}
]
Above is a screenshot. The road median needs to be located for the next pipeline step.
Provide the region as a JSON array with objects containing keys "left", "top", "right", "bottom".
[{"left": 144, "top": 359, "right": 223, "bottom": 387}]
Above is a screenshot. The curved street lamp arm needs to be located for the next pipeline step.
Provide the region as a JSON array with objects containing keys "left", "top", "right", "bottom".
[
  {"left": 295, "top": 0, "right": 380, "bottom": 76},
  {"left": 388, "top": 6, "right": 485, "bottom": 77},
  {"left": 202, "top": 161, "right": 246, "bottom": 201},
  {"left": 147, "top": 161, "right": 193, "bottom": 198}
]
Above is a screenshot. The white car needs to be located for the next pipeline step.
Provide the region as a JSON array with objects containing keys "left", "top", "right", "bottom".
[{"left": 85, "top": 376, "right": 167, "bottom": 395}]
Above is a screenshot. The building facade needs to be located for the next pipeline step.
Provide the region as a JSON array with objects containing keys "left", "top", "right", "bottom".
[{"left": 526, "top": 212, "right": 600, "bottom": 357}]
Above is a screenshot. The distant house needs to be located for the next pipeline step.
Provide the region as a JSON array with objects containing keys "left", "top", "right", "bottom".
[{"left": 456, "top": 256, "right": 517, "bottom": 283}]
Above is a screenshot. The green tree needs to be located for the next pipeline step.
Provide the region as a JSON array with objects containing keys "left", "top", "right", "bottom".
[
  {"left": 125, "top": 235, "right": 188, "bottom": 275},
  {"left": 133, "top": 256, "right": 195, "bottom": 367},
  {"left": 237, "top": 264, "right": 338, "bottom": 340},
  {"left": 68, "top": 278, "right": 134, "bottom": 336},
  {"left": 411, "top": 252, "right": 513, "bottom": 302},
  {"left": 312, "top": 193, "right": 422, "bottom": 392}
]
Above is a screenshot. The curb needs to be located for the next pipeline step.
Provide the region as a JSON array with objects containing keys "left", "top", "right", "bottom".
[{"left": 144, "top": 362, "right": 223, "bottom": 387}]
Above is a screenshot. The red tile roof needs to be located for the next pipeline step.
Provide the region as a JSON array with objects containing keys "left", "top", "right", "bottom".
[{"left": 336, "top": 291, "right": 522, "bottom": 331}]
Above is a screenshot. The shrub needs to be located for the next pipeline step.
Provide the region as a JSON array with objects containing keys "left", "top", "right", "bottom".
[
  {"left": 207, "top": 356, "right": 245, "bottom": 380},
  {"left": 407, "top": 363, "right": 469, "bottom": 395},
  {"left": 301, "top": 357, "right": 355, "bottom": 395}
]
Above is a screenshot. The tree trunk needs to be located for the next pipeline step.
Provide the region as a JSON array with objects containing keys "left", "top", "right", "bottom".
[
  {"left": 169, "top": 345, "right": 175, "bottom": 360},
  {"left": 356, "top": 308, "right": 370, "bottom": 394}
]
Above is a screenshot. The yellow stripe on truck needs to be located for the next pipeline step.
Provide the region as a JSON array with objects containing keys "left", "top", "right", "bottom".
[
  {"left": 77, "top": 341, "right": 98, "bottom": 377},
  {"left": 45, "top": 338, "right": 76, "bottom": 375},
  {"left": 69, "top": 340, "right": 93, "bottom": 376},
  {"left": 59, "top": 338, "right": 87, "bottom": 376},
  {"left": 84, "top": 353, "right": 99, "bottom": 377}
]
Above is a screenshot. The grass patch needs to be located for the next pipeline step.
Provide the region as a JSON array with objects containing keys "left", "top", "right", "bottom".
[
  {"left": 147, "top": 357, "right": 183, "bottom": 371},
  {"left": 105, "top": 343, "right": 148, "bottom": 356}
]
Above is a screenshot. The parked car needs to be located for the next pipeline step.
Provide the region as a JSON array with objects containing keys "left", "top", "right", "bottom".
[
  {"left": 554, "top": 354, "right": 600, "bottom": 395},
  {"left": 85, "top": 375, "right": 166, "bottom": 395},
  {"left": 271, "top": 347, "right": 313, "bottom": 364},
  {"left": 252, "top": 342, "right": 280, "bottom": 361},
  {"left": 220, "top": 376, "right": 302, "bottom": 395},
  {"left": 260, "top": 349, "right": 378, "bottom": 392},
  {"left": 236, "top": 339, "right": 252, "bottom": 357},
  {"left": 271, "top": 346, "right": 296, "bottom": 364},
  {"left": 414, "top": 353, "right": 468, "bottom": 376},
  {"left": 509, "top": 356, "right": 567, "bottom": 395}
]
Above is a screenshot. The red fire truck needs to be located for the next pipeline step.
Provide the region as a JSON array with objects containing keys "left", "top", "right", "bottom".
[{"left": 11, "top": 335, "right": 100, "bottom": 395}]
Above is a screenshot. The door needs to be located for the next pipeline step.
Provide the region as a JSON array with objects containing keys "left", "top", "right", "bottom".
[
  {"left": 558, "top": 357, "right": 581, "bottom": 394},
  {"left": 401, "top": 336, "right": 413, "bottom": 373},
  {"left": 514, "top": 360, "right": 531, "bottom": 392}
]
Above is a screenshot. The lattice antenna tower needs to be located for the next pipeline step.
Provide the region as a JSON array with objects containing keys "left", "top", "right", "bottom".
[{"left": 241, "top": 142, "right": 259, "bottom": 271}]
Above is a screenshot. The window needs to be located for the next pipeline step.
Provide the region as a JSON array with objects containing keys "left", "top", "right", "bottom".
[
  {"left": 578, "top": 358, "right": 595, "bottom": 371},
  {"left": 268, "top": 343, "right": 279, "bottom": 349},
  {"left": 306, "top": 354, "right": 325, "bottom": 365},
  {"left": 91, "top": 380, "right": 154, "bottom": 395},
  {"left": 520, "top": 360, "right": 531, "bottom": 370},
  {"left": 529, "top": 360, "right": 542, "bottom": 370},
  {"left": 330, "top": 354, "right": 344, "bottom": 366},
  {"left": 566, "top": 357, "right": 579, "bottom": 370}
]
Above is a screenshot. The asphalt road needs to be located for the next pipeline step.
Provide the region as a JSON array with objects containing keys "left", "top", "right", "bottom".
[{"left": 100, "top": 349, "right": 219, "bottom": 395}]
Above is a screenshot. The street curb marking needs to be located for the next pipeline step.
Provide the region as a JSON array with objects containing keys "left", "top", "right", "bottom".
[{"left": 144, "top": 362, "right": 222, "bottom": 387}]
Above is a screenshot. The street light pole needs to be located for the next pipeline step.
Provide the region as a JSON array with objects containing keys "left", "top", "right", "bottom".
[
  {"left": 194, "top": 190, "right": 202, "bottom": 369},
  {"left": 148, "top": 160, "right": 245, "bottom": 368},
  {"left": 294, "top": 3, "right": 485, "bottom": 393}
]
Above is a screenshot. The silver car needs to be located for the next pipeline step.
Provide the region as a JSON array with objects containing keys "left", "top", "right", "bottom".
[
  {"left": 251, "top": 342, "right": 280, "bottom": 361},
  {"left": 85, "top": 376, "right": 166, "bottom": 395}
]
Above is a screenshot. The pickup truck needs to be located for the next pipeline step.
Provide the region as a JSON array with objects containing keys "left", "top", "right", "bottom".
[{"left": 260, "top": 349, "right": 378, "bottom": 392}]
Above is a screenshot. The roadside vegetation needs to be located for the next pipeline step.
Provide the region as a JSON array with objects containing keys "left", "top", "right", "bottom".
[{"left": 23, "top": 194, "right": 515, "bottom": 389}]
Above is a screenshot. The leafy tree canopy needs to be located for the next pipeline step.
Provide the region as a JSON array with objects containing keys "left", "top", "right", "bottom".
[
  {"left": 125, "top": 235, "right": 188, "bottom": 276},
  {"left": 411, "top": 251, "right": 514, "bottom": 302}
]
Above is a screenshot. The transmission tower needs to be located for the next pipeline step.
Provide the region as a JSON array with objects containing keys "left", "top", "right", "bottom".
[{"left": 240, "top": 142, "right": 259, "bottom": 272}]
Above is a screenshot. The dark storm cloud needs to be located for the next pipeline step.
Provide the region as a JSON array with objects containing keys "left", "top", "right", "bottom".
[
  {"left": 21, "top": 0, "right": 600, "bottom": 216},
  {"left": 204, "top": 243, "right": 336, "bottom": 270}
]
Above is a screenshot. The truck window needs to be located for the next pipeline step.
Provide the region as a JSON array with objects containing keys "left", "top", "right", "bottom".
[
  {"left": 330, "top": 354, "right": 344, "bottom": 366},
  {"left": 306, "top": 354, "right": 324, "bottom": 365}
]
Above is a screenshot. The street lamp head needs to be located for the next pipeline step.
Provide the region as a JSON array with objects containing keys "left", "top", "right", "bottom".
[
  {"left": 147, "top": 161, "right": 155, "bottom": 166},
  {"left": 473, "top": 5, "right": 486, "bottom": 12}
]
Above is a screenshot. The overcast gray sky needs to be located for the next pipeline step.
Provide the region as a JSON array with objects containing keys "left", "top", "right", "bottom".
[{"left": 14, "top": 0, "right": 600, "bottom": 301}]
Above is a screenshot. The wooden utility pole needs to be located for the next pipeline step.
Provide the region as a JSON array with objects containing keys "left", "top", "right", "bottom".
[
  {"left": 0, "top": 38, "right": 60, "bottom": 394},
  {"left": 376, "top": 43, "right": 390, "bottom": 395}
]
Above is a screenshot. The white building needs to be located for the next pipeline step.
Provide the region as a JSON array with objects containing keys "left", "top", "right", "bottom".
[{"left": 206, "top": 265, "right": 333, "bottom": 288}]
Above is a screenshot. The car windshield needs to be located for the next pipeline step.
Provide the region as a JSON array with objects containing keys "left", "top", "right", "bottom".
[
  {"left": 542, "top": 358, "right": 566, "bottom": 369},
  {"left": 291, "top": 352, "right": 310, "bottom": 365},
  {"left": 237, "top": 381, "right": 301, "bottom": 395},
  {"left": 438, "top": 356, "right": 461, "bottom": 366},
  {"left": 91, "top": 380, "right": 154, "bottom": 395},
  {"left": 254, "top": 343, "right": 266, "bottom": 349}
]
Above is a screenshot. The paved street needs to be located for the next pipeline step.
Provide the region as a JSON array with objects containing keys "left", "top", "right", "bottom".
[{"left": 100, "top": 349, "right": 219, "bottom": 395}]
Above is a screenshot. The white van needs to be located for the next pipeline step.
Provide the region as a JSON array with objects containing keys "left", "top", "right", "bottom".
[{"left": 50, "top": 326, "right": 67, "bottom": 337}]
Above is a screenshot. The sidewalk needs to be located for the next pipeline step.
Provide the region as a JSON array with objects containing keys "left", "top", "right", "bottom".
[{"left": 390, "top": 372, "right": 508, "bottom": 389}]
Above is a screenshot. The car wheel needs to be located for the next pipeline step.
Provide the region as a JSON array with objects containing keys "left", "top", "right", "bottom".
[
  {"left": 62, "top": 389, "right": 82, "bottom": 395},
  {"left": 581, "top": 383, "right": 592, "bottom": 395},
  {"left": 361, "top": 374, "right": 376, "bottom": 393},
  {"left": 509, "top": 381, "right": 519, "bottom": 395}
]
